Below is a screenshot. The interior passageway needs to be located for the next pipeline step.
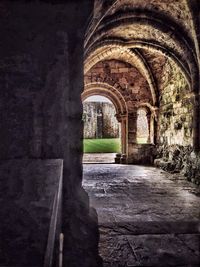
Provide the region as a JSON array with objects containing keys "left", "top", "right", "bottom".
[{"left": 83, "top": 164, "right": 200, "bottom": 267}]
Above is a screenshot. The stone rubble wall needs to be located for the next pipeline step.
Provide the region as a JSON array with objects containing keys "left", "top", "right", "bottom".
[
  {"left": 155, "top": 145, "right": 200, "bottom": 185},
  {"left": 158, "top": 59, "right": 193, "bottom": 147},
  {"left": 83, "top": 102, "right": 120, "bottom": 139},
  {"left": 155, "top": 59, "right": 200, "bottom": 185}
]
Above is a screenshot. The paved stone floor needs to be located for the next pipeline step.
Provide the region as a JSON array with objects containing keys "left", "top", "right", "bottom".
[
  {"left": 83, "top": 164, "right": 200, "bottom": 267},
  {"left": 83, "top": 153, "right": 116, "bottom": 163}
]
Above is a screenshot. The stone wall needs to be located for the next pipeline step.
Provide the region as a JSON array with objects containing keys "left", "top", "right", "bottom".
[
  {"left": 83, "top": 102, "right": 119, "bottom": 139},
  {"left": 0, "top": 2, "right": 102, "bottom": 267},
  {"left": 85, "top": 59, "right": 153, "bottom": 106},
  {"left": 158, "top": 59, "right": 193, "bottom": 147},
  {"left": 155, "top": 59, "right": 200, "bottom": 185},
  {"left": 0, "top": 159, "right": 63, "bottom": 266},
  {"left": 127, "top": 144, "right": 155, "bottom": 165}
]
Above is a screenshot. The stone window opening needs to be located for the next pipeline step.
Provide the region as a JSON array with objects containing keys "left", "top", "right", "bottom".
[{"left": 136, "top": 108, "right": 150, "bottom": 144}]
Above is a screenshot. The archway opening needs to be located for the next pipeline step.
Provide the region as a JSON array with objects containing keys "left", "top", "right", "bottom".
[
  {"left": 83, "top": 95, "right": 121, "bottom": 163},
  {"left": 137, "top": 108, "right": 149, "bottom": 144}
]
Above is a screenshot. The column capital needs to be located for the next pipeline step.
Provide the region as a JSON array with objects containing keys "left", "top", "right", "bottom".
[
  {"left": 115, "top": 113, "right": 127, "bottom": 122},
  {"left": 128, "top": 111, "right": 138, "bottom": 119}
]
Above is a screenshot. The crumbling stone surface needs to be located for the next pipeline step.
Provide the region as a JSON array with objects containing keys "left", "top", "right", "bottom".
[
  {"left": 155, "top": 145, "right": 200, "bottom": 185},
  {"left": 153, "top": 57, "right": 200, "bottom": 185},
  {"left": 158, "top": 59, "right": 192, "bottom": 147},
  {"left": 183, "top": 151, "right": 200, "bottom": 185}
]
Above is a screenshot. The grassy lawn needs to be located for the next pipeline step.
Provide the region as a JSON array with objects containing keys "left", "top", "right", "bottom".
[{"left": 84, "top": 138, "right": 121, "bottom": 153}]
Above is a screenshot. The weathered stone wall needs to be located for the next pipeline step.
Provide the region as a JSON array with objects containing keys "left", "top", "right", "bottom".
[
  {"left": 85, "top": 59, "right": 153, "bottom": 106},
  {"left": 155, "top": 59, "right": 200, "bottom": 185},
  {"left": 0, "top": 2, "right": 102, "bottom": 267},
  {"left": 158, "top": 59, "right": 193, "bottom": 147},
  {"left": 127, "top": 144, "right": 155, "bottom": 165},
  {"left": 83, "top": 102, "right": 119, "bottom": 139}
]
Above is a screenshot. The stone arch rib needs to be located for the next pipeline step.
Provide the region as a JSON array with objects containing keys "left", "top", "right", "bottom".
[
  {"left": 86, "top": 39, "right": 192, "bottom": 89},
  {"left": 85, "top": 45, "right": 158, "bottom": 105},
  {"left": 82, "top": 82, "right": 127, "bottom": 116}
]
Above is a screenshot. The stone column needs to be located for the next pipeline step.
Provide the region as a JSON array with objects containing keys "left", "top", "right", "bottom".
[
  {"left": 128, "top": 110, "right": 138, "bottom": 144},
  {"left": 127, "top": 110, "right": 138, "bottom": 163},
  {"left": 146, "top": 111, "right": 151, "bottom": 144},
  {"left": 116, "top": 113, "right": 127, "bottom": 155},
  {"left": 193, "top": 93, "right": 200, "bottom": 151}
]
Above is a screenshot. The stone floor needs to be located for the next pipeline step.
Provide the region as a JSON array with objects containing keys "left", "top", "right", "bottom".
[
  {"left": 83, "top": 164, "right": 200, "bottom": 267},
  {"left": 83, "top": 153, "right": 116, "bottom": 163}
]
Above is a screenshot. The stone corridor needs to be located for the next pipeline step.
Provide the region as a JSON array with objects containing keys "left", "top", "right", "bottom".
[{"left": 83, "top": 164, "right": 200, "bottom": 267}]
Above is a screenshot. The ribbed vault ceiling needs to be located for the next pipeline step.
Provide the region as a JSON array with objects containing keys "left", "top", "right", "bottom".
[{"left": 84, "top": 0, "right": 199, "bottom": 108}]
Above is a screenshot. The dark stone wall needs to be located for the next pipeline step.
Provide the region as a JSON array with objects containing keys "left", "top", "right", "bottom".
[
  {"left": 0, "top": 159, "right": 63, "bottom": 266},
  {"left": 0, "top": 1, "right": 102, "bottom": 267},
  {"left": 127, "top": 144, "right": 155, "bottom": 165}
]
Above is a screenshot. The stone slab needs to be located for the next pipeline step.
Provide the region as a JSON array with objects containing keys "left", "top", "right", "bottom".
[
  {"left": 83, "top": 164, "right": 200, "bottom": 266},
  {"left": 0, "top": 159, "right": 63, "bottom": 267}
]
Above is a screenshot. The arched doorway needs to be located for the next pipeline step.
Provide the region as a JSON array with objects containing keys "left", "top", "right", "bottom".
[
  {"left": 82, "top": 84, "right": 128, "bottom": 163},
  {"left": 82, "top": 95, "right": 122, "bottom": 163}
]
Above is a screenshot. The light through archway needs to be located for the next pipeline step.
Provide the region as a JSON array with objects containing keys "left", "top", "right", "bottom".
[
  {"left": 83, "top": 95, "right": 121, "bottom": 163},
  {"left": 137, "top": 109, "right": 149, "bottom": 144}
]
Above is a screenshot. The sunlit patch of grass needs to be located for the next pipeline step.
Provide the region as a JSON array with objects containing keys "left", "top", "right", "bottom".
[{"left": 84, "top": 138, "right": 121, "bottom": 153}]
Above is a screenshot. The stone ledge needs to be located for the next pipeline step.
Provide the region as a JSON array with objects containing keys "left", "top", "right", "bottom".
[{"left": 0, "top": 159, "right": 63, "bottom": 267}]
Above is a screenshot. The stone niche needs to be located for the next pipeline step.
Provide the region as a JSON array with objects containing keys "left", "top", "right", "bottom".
[{"left": 83, "top": 102, "right": 120, "bottom": 139}]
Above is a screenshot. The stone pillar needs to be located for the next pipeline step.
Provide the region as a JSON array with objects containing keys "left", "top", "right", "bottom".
[
  {"left": 127, "top": 110, "right": 138, "bottom": 163},
  {"left": 128, "top": 111, "right": 138, "bottom": 144},
  {"left": 146, "top": 111, "right": 151, "bottom": 144},
  {"left": 193, "top": 93, "right": 200, "bottom": 151},
  {"left": 116, "top": 113, "right": 128, "bottom": 155},
  {"left": 0, "top": 2, "right": 102, "bottom": 267},
  {"left": 121, "top": 116, "right": 128, "bottom": 154},
  {"left": 150, "top": 113, "right": 155, "bottom": 144},
  {"left": 153, "top": 109, "right": 159, "bottom": 145}
]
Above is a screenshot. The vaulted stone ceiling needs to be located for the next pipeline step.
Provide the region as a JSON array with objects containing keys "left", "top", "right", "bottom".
[{"left": 84, "top": 0, "right": 199, "bottom": 109}]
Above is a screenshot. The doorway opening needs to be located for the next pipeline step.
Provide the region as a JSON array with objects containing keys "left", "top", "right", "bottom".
[{"left": 83, "top": 95, "right": 121, "bottom": 163}]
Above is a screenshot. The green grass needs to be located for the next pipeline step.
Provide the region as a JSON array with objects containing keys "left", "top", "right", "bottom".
[{"left": 84, "top": 138, "right": 121, "bottom": 153}]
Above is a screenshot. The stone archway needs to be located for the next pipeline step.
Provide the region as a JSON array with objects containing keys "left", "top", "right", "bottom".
[{"left": 82, "top": 83, "right": 128, "bottom": 156}]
